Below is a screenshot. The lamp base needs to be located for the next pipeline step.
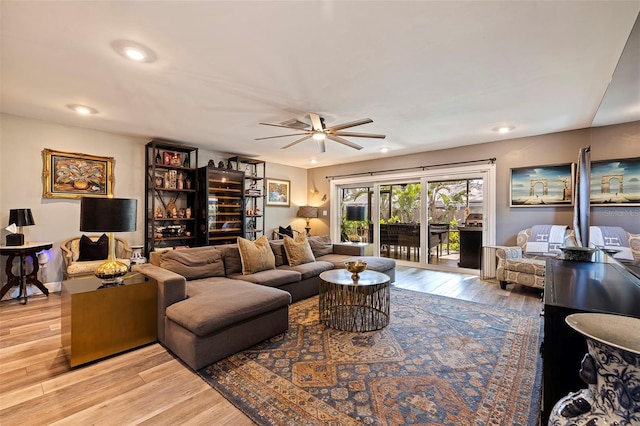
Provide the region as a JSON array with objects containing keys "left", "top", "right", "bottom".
[
  {"left": 95, "top": 259, "right": 129, "bottom": 286},
  {"left": 6, "top": 234, "right": 24, "bottom": 246}
]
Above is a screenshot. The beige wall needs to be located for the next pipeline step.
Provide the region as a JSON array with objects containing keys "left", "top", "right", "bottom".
[
  {"left": 0, "top": 113, "right": 306, "bottom": 288},
  {"left": 308, "top": 121, "right": 640, "bottom": 244}
]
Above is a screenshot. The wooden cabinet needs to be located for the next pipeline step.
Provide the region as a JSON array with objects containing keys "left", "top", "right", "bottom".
[
  {"left": 197, "top": 167, "right": 245, "bottom": 246},
  {"left": 228, "top": 156, "right": 265, "bottom": 241},
  {"left": 145, "top": 140, "right": 198, "bottom": 255}
]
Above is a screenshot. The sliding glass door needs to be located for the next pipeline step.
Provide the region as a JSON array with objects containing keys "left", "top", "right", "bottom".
[{"left": 331, "top": 163, "right": 495, "bottom": 272}]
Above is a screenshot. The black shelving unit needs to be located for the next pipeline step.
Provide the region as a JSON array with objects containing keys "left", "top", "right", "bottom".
[
  {"left": 197, "top": 166, "right": 245, "bottom": 246},
  {"left": 145, "top": 140, "right": 199, "bottom": 255},
  {"left": 228, "top": 156, "right": 265, "bottom": 241}
]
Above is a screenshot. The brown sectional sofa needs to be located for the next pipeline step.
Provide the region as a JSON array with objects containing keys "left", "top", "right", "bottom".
[{"left": 133, "top": 236, "right": 396, "bottom": 370}]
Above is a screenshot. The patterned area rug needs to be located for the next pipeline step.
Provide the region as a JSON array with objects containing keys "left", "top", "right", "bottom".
[{"left": 198, "top": 288, "right": 542, "bottom": 425}]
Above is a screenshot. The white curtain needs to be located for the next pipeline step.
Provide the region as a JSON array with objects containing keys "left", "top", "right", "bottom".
[{"left": 572, "top": 147, "right": 591, "bottom": 247}]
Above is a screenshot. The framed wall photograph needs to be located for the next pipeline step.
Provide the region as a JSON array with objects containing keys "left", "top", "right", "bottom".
[
  {"left": 266, "top": 178, "right": 290, "bottom": 207},
  {"left": 42, "top": 149, "right": 114, "bottom": 199},
  {"left": 510, "top": 163, "right": 574, "bottom": 207},
  {"left": 590, "top": 157, "right": 640, "bottom": 206}
]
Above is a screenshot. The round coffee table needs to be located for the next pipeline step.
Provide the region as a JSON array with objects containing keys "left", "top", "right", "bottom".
[{"left": 319, "top": 269, "right": 390, "bottom": 332}]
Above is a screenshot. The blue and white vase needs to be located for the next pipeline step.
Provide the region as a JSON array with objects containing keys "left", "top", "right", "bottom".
[{"left": 548, "top": 313, "right": 640, "bottom": 426}]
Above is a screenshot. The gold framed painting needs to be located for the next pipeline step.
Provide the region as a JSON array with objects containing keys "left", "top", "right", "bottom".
[
  {"left": 266, "top": 178, "right": 290, "bottom": 207},
  {"left": 42, "top": 149, "right": 114, "bottom": 199}
]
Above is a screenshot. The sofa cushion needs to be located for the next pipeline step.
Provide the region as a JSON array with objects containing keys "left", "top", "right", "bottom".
[
  {"left": 315, "top": 253, "right": 356, "bottom": 269},
  {"left": 503, "top": 258, "right": 546, "bottom": 276},
  {"left": 279, "top": 261, "right": 334, "bottom": 280},
  {"left": 217, "top": 244, "right": 242, "bottom": 275},
  {"left": 229, "top": 268, "right": 301, "bottom": 287},
  {"left": 77, "top": 234, "right": 108, "bottom": 261},
  {"left": 308, "top": 235, "right": 334, "bottom": 258},
  {"left": 283, "top": 234, "right": 315, "bottom": 266},
  {"left": 165, "top": 280, "right": 291, "bottom": 337},
  {"left": 269, "top": 240, "right": 288, "bottom": 267},
  {"left": 186, "top": 276, "right": 239, "bottom": 297},
  {"left": 66, "top": 258, "right": 131, "bottom": 276},
  {"left": 159, "top": 246, "right": 225, "bottom": 280},
  {"left": 238, "top": 236, "right": 276, "bottom": 274}
]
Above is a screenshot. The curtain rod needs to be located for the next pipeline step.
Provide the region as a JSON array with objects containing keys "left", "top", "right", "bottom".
[{"left": 325, "top": 157, "right": 496, "bottom": 180}]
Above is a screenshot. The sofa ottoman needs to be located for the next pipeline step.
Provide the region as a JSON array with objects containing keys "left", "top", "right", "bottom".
[{"left": 164, "top": 279, "right": 291, "bottom": 370}]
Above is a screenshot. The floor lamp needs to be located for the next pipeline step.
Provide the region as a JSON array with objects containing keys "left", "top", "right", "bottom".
[{"left": 80, "top": 197, "right": 137, "bottom": 285}]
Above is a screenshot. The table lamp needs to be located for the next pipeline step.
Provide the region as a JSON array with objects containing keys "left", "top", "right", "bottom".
[
  {"left": 80, "top": 197, "right": 137, "bottom": 284},
  {"left": 346, "top": 205, "right": 366, "bottom": 242},
  {"left": 6, "top": 208, "right": 35, "bottom": 246},
  {"left": 297, "top": 206, "right": 318, "bottom": 236}
]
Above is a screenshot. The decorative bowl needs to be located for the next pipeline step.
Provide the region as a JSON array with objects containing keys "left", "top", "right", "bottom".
[
  {"left": 344, "top": 260, "right": 367, "bottom": 280},
  {"left": 560, "top": 247, "right": 597, "bottom": 262}
]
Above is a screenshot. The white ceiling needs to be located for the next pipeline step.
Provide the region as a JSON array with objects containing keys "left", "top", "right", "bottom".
[{"left": 2, "top": 1, "right": 639, "bottom": 169}]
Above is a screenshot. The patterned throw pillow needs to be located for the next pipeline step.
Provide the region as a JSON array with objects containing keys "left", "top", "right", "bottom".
[
  {"left": 77, "top": 234, "right": 109, "bottom": 261},
  {"left": 283, "top": 234, "right": 315, "bottom": 266},
  {"left": 237, "top": 235, "right": 276, "bottom": 275}
]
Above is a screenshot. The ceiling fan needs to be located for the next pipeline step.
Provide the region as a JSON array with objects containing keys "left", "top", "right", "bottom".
[{"left": 255, "top": 112, "right": 386, "bottom": 153}]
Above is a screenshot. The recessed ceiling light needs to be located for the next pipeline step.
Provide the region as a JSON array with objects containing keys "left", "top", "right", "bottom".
[
  {"left": 310, "top": 159, "right": 318, "bottom": 164},
  {"left": 111, "top": 39, "right": 157, "bottom": 63},
  {"left": 67, "top": 104, "right": 98, "bottom": 115},
  {"left": 492, "top": 126, "right": 515, "bottom": 134},
  {"left": 380, "top": 147, "right": 389, "bottom": 153}
]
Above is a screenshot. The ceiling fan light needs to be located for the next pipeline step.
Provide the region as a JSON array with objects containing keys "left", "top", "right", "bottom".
[
  {"left": 111, "top": 39, "right": 157, "bottom": 63},
  {"left": 492, "top": 125, "right": 515, "bottom": 134},
  {"left": 67, "top": 104, "right": 98, "bottom": 115},
  {"left": 312, "top": 132, "right": 326, "bottom": 141}
]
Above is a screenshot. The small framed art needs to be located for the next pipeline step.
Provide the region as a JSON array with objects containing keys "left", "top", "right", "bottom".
[{"left": 266, "top": 178, "right": 290, "bottom": 207}]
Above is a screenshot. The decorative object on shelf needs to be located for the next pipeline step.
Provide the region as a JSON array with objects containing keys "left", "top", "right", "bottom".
[
  {"left": 155, "top": 206, "right": 164, "bottom": 218},
  {"left": 182, "top": 155, "right": 190, "bottom": 168},
  {"left": 80, "top": 197, "right": 137, "bottom": 285},
  {"left": 163, "top": 152, "right": 172, "bottom": 165},
  {"left": 266, "top": 178, "right": 290, "bottom": 207},
  {"left": 186, "top": 179, "right": 192, "bottom": 189},
  {"left": 155, "top": 150, "right": 162, "bottom": 164},
  {"left": 166, "top": 199, "right": 177, "bottom": 218},
  {"left": 218, "top": 161, "right": 225, "bottom": 169},
  {"left": 297, "top": 205, "right": 318, "bottom": 236},
  {"left": 346, "top": 205, "right": 366, "bottom": 242},
  {"left": 170, "top": 153, "right": 182, "bottom": 167},
  {"left": 5, "top": 208, "right": 35, "bottom": 246},
  {"left": 155, "top": 176, "right": 163, "bottom": 188},
  {"left": 548, "top": 313, "right": 640, "bottom": 426},
  {"left": 42, "top": 149, "right": 114, "bottom": 199},
  {"left": 344, "top": 260, "right": 367, "bottom": 280},
  {"left": 208, "top": 159, "right": 215, "bottom": 167},
  {"left": 185, "top": 208, "right": 192, "bottom": 218},
  {"left": 510, "top": 163, "right": 575, "bottom": 207},
  {"left": 226, "top": 159, "right": 233, "bottom": 169}
]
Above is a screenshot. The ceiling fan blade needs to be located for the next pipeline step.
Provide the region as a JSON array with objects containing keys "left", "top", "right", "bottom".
[
  {"left": 281, "top": 135, "right": 312, "bottom": 149},
  {"left": 327, "top": 135, "right": 363, "bottom": 150},
  {"left": 259, "top": 122, "right": 309, "bottom": 130},
  {"left": 326, "top": 118, "right": 373, "bottom": 132},
  {"left": 317, "top": 139, "right": 326, "bottom": 153},
  {"left": 309, "top": 113, "right": 324, "bottom": 131},
  {"left": 333, "top": 131, "right": 386, "bottom": 139},
  {"left": 255, "top": 133, "right": 310, "bottom": 140}
]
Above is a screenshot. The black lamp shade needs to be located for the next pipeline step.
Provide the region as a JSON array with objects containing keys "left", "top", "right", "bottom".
[
  {"left": 80, "top": 198, "right": 137, "bottom": 232},
  {"left": 346, "top": 205, "right": 366, "bottom": 222},
  {"left": 297, "top": 206, "right": 318, "bottom": 219},
  {"left": 9, "top": 208, "right": 35, "bottom": 227}
]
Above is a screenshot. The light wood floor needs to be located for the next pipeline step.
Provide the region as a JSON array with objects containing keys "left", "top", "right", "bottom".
[{"left": 0, "top": 266, "right": 542, "bottom": 425}]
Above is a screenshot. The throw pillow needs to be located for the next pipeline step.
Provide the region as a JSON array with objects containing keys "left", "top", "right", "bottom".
[
  {"left": 308, "top": 235, "right": 333, "bottom": 258},
  {"left": 278, "top": 225, "right": 294, "bottom": 238},
  {"left": 269, "top": 240, "right": 288, "bottom": 267},
  {"left": 237, "top": 235, "right": 276, "bottom": 275},
  {"left": 283, "top": 234, "right": 315, "bottom": 266},
  {"left": 159, "top": 247, "right": 225, "bottom": 280},
  {"left": 77, "top": 234, "right": 109, "bottom": 261}
]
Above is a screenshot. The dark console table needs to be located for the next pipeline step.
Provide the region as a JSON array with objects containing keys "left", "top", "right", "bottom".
[{"left": 542, "top": 257, "right": 640, "bottom": 424}]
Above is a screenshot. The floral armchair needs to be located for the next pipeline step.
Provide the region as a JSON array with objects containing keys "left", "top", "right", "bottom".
[
  {"left": 61, "top": 235, "right": 132, "bottom": 280},
  {"left": 496, "top": 227, "right": 577, "bottom": 290}
]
